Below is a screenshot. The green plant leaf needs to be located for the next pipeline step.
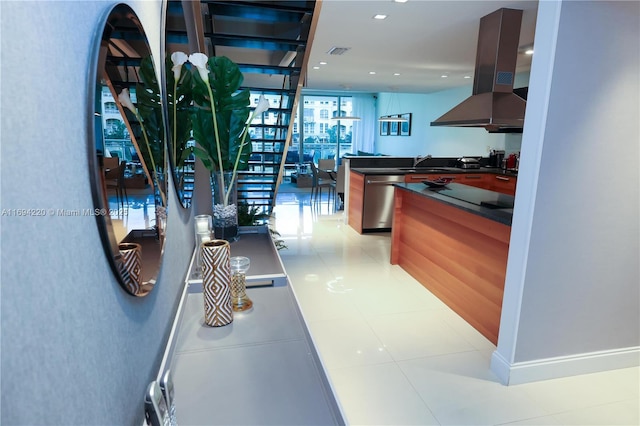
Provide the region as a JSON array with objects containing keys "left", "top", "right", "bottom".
[
  {"left": 190, "top": 56, "right": 252, "bottom": 171},
  {"left": 134, "top": 55, "right": 165, "bottom": 174}
]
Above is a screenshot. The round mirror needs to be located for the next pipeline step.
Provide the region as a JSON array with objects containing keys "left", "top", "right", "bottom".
[
  {"left": 90, "top": 3, "right": 168, "bottom": 296},
  {"left": 164, "top": 0, "right": 194, "bottom": 209}
]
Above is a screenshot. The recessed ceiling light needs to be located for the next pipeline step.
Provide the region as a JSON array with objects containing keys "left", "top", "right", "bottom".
[
  {"left": 525, "top": 49, "right": 534, "bottom": 55},
  {"left": 463, "top": 75, "right": 471, "bottom": 79},
  {"left": 319, "top": 61, "right": 327, "bottom": 65},
  {"left": 373, "top": 14, "right": 387, "bottom": 20},
  {"left": 393, "top": 73, "right": 401, "bottom": 76},
  {"left": 313, "top": 66, "right": 320, "bottom": 70},
  {"left": 441, "top": 75, "right": 448, "bottom": 78},
  {"left": 369, "top": 71, "right": 376, "bottom": 75},
  {"left": 393, "top": 0, "right": 408, "bottom": 3}
]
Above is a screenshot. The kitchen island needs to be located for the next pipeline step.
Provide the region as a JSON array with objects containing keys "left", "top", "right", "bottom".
[
  {"left": 347, "top": 165, "right": 517, "bottom": 233},
  {"left": 390, "top": 183, "right": 513, "bottom": 344}
]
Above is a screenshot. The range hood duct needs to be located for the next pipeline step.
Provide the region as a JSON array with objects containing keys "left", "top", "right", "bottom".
[{"left": 431, "top": 8, "right": 526, "bottom": 132}]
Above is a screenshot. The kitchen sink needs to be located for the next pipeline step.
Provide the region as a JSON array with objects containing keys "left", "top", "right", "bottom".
[{"left": 398, "top": 167, "right": 451, "bottom": 173}]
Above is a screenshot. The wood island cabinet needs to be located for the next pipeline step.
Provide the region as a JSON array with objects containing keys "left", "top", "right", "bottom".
[
  {"left": 391, "top": 185, "right": 512, "bottom": 344},
  {"left": 454, "top": 173, "right": 490, "bottom": 189},
  {"left": 486, "top": 174, "right": 517, "bottom": 196}
]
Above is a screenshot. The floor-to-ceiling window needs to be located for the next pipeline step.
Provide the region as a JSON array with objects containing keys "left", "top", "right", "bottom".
[
  {"left": 101, "top": 87, "right": 134, "bottom": 161},
  {"left": 298, "top": 95, "right": 353, "bottom": 164}
]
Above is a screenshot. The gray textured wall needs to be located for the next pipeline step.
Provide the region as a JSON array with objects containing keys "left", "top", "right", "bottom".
[
  {"left": 500, "top": 0, "right": 640, "bottom": 363},
  {"left": 1, "top": 1, "right": 194, "bottom": 424},
  {"left": 514, "top": 0, "right": 639, "bottom": 360}
]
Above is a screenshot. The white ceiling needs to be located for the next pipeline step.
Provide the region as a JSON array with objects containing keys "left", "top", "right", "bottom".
[{"left": 305, "top": 0, "right": 539, "bottom": 94}]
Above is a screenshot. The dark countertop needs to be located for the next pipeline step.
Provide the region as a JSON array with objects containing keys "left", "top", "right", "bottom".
[
  {"left": 351, "top": 166, "right": 518, "bottom": 177},
  {"left": 395, "top": 183, "right": 514, "bottom": 226}
]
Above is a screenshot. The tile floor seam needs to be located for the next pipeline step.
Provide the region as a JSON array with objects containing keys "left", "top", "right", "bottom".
[
  {"left": 362, "top": 309, "right": 484, "bottom": 360},
  {"left": 387, "top": 348, "right": 482, "bottom": 365},
  {"left": 529, "top": 397, "right": 640, "bottom": 419},
  {"left": 492, "top": 413, "right": 562, "bottom": 426},
  {"left": 392, "top": 360, "right": 447, "bottom": 426}
]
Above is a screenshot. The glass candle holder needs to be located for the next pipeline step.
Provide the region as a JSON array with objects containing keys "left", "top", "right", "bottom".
[
  {"left": 229, "top": 256, "right": 253, "bottom": 312},
  {"left": 194, "top": 214, "right": 212, "bottom": 237}
]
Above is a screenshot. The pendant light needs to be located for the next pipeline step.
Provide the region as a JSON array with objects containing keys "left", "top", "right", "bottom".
[
  {"left": 330, "top": 115, "right": 361, "bottom": 121},
  {"left": 378, "top": 116, "right": 407, "bottom": 122},
  {"left": 378, "top": 89, "right": 408, "bottom": 122}
]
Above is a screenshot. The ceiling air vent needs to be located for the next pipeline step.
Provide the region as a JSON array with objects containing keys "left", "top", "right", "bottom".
[{"left": 327, "top": 46, "right": 350, "bottom": 55}]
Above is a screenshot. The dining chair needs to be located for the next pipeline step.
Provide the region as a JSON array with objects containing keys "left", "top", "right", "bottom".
[
  {"left": 309, "top": 161, "right": 335, "bottom": 206},
  {"left": 105, "top": 160, "right": 128, "bottom": 210},
  {"left": 318, "top": 159, "right": 335, "bottom": 171},
  {"left": 103, "top": 157, "right": 120, "bottom": 180}
]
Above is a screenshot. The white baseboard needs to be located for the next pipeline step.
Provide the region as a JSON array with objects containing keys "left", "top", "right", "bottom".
[{"left": 491, "top": 346, "right": 640, "bottom": 385}]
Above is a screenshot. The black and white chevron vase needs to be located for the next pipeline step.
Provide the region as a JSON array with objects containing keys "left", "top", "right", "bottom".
[
  {"left": 117, "top": 243, "right": 142, "bottom": 295},
  {"left": 201, "top": 239, "right": 233, "bottom": 326}
]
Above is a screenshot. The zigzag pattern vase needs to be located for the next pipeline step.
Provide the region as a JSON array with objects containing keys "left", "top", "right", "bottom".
[
  {"left": 118, "top": 243, "right": 142, "bottom": 295},
  {"left": 201, "top": 239, "right": 233, "bottom": 327}
]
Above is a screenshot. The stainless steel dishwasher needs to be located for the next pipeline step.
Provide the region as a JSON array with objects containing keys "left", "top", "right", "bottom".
[{"left": 362, "top": 174, "right": 405, "bottom": 231}]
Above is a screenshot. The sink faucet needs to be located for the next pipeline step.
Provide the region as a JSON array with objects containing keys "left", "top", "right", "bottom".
[{"left": 413, "top": 154, "right": 432, "bottom": 167}]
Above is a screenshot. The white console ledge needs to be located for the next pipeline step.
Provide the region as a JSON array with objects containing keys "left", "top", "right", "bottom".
[{"left": 170, "top": 284, "right": 343, "bottom": 425}]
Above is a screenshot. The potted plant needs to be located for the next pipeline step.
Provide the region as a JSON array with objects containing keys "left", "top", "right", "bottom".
[{"left": 170, "top": 53, "right": 268, "bottom": 241}]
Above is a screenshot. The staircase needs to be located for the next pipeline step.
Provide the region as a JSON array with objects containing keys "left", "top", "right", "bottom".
[{"left": 166, "top": 0, "right": 320, "bottom": 217}]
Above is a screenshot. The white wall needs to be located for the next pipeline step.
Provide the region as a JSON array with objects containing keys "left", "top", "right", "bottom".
[
  {"left": 492, "top": 0, "right": 639, "bottom": 384},
  {"left": 374, "top": 88, "right": 525, "bottom": 158},
  {"left": 1, "top": 1, "right": 193, "bottom": 424}
]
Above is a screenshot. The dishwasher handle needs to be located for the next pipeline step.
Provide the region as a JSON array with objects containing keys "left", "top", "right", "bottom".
[{"left": 366, "top": 176, "right": 405, "bottom": 184}]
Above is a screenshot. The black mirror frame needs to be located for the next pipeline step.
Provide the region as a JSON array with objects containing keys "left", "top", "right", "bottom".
[{"left": 89, "top": 3, "right": 168, "bottom": 297}]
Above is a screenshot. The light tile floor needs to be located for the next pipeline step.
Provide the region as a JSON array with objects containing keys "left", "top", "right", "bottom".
[{"left": 273, "top": 191, "right": 639, "bottom": 426}]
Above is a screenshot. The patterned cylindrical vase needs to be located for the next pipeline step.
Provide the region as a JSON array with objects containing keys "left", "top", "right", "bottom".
[
  {"left": 117, "top": 243, "right": 142, "bottom": 295},
  {"left": 194, "top": 231, "right": 212, "bottom": 279},
  {"left": 201, "top": 239, "right": 233, "bottom": 327}
]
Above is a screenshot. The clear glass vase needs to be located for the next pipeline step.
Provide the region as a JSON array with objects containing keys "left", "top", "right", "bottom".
[
  {"left": 211, "top": 171, "right": 239, "bottom": 242},
  {"left": 230, "top": 256, "right": 253, "bottom": 312}
]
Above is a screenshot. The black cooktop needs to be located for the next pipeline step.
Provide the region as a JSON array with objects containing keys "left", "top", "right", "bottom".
[{"left": 433, "top": 185, "right": 514, "bottom": 209}]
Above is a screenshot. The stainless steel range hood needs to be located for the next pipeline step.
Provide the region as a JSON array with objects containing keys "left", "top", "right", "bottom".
[{"left": 431, "top": 8, "right": 526, "bottom": 132}]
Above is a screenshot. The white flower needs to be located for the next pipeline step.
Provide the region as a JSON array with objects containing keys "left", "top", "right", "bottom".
[
  {"left": 171, "top": 51, "right": 188, "bottom": 79},
  {"left": 188, "top": 52, "right": 210, "bottom": 82},
  {"left": 254, "top": 94, "right": 270, "bottom": 115},
  {"left": 118, "top": 88, "right": 136, "bottom": 113},
  {"left": 247, "top": 95, "right": 270, "bottom": 124}
]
